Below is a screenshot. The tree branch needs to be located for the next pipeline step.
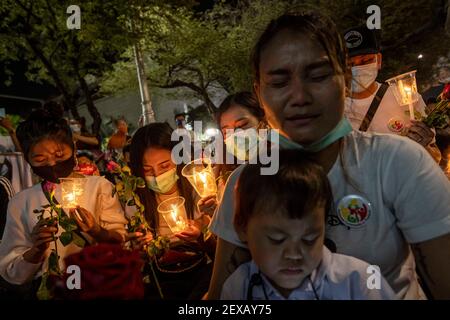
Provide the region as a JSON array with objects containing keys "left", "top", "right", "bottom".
[{"left": 15, "top": 0, "right": 41, "bottom": 24}]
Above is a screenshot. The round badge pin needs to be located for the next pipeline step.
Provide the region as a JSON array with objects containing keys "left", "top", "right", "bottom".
[
  {"left": 387, "top": 118, "right": 405, "bottom": 133},
  {"left": 337, "top": 195, "right": 371, "bottom": 228}
]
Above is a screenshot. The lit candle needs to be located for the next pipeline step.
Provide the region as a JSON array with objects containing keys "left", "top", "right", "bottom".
[
  {"left": 198, "top": 171, "right": 208, "bottom": 193},
  {"left": 182, "top": 159, "right": 217, "bottom": 198},
  {"left": 170, "top": 204, "right": 185, "bottom": 232},
  {"left": 404, "top": 86, "right": 415, "bottom": 120},
  {"left": 60, "top": 177, "right": 86, "bottom": 209},
  {"left": 404, "top": 86, "right": 412, "bottom": 102},
  {"left": 158, "top": 196, "right": 188, "bottom": 234}
]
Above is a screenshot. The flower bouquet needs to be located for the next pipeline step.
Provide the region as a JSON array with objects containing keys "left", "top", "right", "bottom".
[
  {"left": 107, "top": 161, "right": 170, "bottom": 298},
  {"left": 62, "top": 243, "right": 145, "bottom": 299},
  {"left": 423, "top": 84, "right": 450, "bottom": 129}
]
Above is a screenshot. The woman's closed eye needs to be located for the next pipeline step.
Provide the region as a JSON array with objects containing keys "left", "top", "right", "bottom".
[
  {"left": 234, "top": 120, "right": 249, "bottom": 130},
  {"left": 310, "top": 73, "right": 331, "bottom": 82},
  {"left": 144, "top": 167, "right": 155, "bottom": 176},
  {"left": 269, "top": 80, "right": 288, "bottom": 88},
  {"left": 160, "top": 162, "right": 171, "bottom": 170}
]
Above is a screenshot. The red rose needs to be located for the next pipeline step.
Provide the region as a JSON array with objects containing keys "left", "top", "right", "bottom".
[
  {"left": 106, "top": 161, "right": 120, "bottom": 173},
  {"left": 62, "top": 243, "right": 144, "bottom": 299},
  {"left": 442, "top": 84, "right": 450, "bottom": 100}
]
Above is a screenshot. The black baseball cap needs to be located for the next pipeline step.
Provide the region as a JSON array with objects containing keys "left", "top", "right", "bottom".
[{"left": 343, "top": 25, "right": 380, "bottom": 57}]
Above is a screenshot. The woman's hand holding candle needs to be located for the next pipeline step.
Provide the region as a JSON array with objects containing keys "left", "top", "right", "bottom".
[
  {"left": 175, "top": 219, "right": 202, "bottom": 242},
  {"left": 197, "top": 195, "right": 217, "bottom": 216}
]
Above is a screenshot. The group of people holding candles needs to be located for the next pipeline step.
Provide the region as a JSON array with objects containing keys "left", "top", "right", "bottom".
[{"left": 1, "top": 9, "right": 449, "bottom": 300}]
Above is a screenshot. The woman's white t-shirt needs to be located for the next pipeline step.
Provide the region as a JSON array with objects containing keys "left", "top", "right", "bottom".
[
  {"left": 209, "top": 130, "right": 450, "bottom": 299},
  {"left": 0, "top": 175, "right": 128, "bottom": 285}
]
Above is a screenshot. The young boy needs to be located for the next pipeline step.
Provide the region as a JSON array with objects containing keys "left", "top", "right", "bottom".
[{"left": 221, "top": 150, "right": 395, "bottom": 300}]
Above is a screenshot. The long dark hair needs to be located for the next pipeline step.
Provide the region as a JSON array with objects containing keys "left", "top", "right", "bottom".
[
  {"left": 129, "top": 122, "right": 196, "bottom": 232},
  {"left": 16, "top": 108, "right": 73, "bottom": 161}
]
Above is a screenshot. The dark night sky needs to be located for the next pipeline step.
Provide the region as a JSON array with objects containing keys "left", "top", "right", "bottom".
[{"left": 0, "top": 58, "right": 61, "bottom": 116}]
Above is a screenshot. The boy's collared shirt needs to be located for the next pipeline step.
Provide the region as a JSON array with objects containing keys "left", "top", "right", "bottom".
[{"left": 221, "top": 246, "right": 396, "bottom": 300}]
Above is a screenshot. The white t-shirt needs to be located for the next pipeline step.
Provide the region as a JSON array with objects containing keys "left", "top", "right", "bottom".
[
  {"left": 0, "top": 175, "right": 128, "bottom": 285},
  {"left": 209, "top": 130, "right": 450, "bottom": 299},
  {"left": 345, "top": 82, "right": 427, "bottom": 134},
  {"left": 221, "top": 246, "right": 396, "bottom": 300}
]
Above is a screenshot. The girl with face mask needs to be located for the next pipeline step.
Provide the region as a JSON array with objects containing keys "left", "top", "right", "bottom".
[
  {"left": 0, "top": 109, "right": 127, "bottom": 290},
  {"left": 214, "top": 92, "right": 267, "bottom": 197},
  {"left": 207, "top": 11, "right": 450, "bottom": 300},
  {"left": 128, "top": 122, "right": 216, "bottom": 299}
]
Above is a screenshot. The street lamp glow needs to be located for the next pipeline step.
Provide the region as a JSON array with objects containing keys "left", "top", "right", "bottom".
[{"left": 417, "top": 54, "right": 423, "bottom": 59}]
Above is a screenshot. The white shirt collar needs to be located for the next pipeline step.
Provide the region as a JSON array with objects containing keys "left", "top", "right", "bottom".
[{"left": 248, "top": 246, "right": 332, "bottom": 300}]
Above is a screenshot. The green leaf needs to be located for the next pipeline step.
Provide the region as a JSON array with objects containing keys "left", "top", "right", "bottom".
[
  {"left": 59, "top": 216, "right": 78, "bottom": 232},
  {"left": 36, "top": 273, "right": 52, "bottom": 300},
  {"left": 48, "top": 250, "right": 61, "bottom": 274},
  {"left": 72, "top": 232, "right": 86, "bottom": 248},
  {"left": 136, "top": 177, "right": 146, "bottom": 188},
  {"left": 59, "top": 231, "right": 73, "bottom": 246},
  {"left": 127, "top": 198, "right": 136, "bottom": 207}
]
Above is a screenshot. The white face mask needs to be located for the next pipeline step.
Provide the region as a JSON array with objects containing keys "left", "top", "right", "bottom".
[
  {"left": 224, "top": 127, "right": 259, "bottom": 161},
  {"left": 70, "top": 124, "right": 81, "bottom": 134},
  {"left": 351, "top": 61, "right": 378, "bottom": 93}
]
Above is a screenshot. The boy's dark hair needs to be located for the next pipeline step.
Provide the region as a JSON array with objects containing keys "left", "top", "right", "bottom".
[
  {"left": 16, "top": 108, "right": 73, "bottom": 160},
  {"left": 234, "top": 149, "right": 333, "bottom": 231}
]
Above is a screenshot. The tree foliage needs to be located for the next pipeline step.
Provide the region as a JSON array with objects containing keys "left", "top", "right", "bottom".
[
  {"left": 99, "top": 1, "right": 450, "bottom": 119},
  {"left": 0, "top": 0, "right": 193, "bottom": 133},
  {"left": 0, "top": 0, "right": 137, "bottom": 133}
]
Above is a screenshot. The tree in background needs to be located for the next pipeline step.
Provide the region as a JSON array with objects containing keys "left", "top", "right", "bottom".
[
  {"left": 0, "top": 0, "right": 137, "bottom": 134},
  {"left": 0, "top": 0, "right": 193, "bottom": 134}
]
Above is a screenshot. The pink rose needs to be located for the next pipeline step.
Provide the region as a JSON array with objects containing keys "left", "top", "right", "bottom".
[{"left": 42, "top": 181, "right": 56, "bottom": 194}]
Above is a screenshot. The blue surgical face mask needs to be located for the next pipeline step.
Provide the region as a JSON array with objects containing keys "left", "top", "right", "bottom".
[
  {"left": 275, "top": 117, "right": 353, "bottom": 152},
  {"left": 224, "top": 128, "right": 259, "bottom": 161},
  {"left": 145, "top": 167, "right": 179, "bottom": 194}
]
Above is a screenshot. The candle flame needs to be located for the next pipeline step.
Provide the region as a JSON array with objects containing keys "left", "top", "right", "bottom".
[
  {"left": 198, "top": 172, "right": 207, "bottom": 183},
  {"left": 170, "top": 204, "right": 178, "bottom": 221}
]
